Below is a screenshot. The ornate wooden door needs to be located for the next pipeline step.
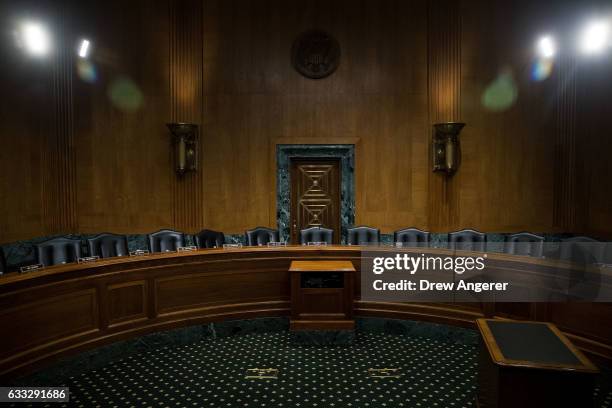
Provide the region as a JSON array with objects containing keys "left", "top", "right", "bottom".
[{"left": 290, "top": 158, "right": 341, "bottom": 244}]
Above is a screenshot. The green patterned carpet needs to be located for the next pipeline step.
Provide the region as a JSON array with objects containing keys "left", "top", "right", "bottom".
[
  {"left": 39, "top": 332, "right": 477, "bottom": 407},
  {"left": 13, "top": 330, "right": 612, "bottom": 408}
]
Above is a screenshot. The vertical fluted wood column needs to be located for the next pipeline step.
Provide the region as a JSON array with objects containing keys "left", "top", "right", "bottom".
[
  {"left": 169, "top": 0, "right": 205, "bottom": 233},
  {"left": 427, "top": 0, "right": 462, "bottom": 230},
  {"left": 42, "top": 4, "right": 77, "bottom": 236},
  {"left": 552, "top": 55, "right": 578, "bottom": 231}
]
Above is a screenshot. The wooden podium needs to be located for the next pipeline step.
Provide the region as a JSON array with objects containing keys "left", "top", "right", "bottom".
[
  {"left": 289, "top": 260, "right": 355, "bottom": 331},
  {"left": 476, "top": 319, "right": 599, "bottom": 408}
]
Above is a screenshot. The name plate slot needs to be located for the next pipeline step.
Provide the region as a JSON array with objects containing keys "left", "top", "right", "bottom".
[
  {"left": 19, "top": 264, "right": 44, "bottom": 273},
  {"left": 306, "top": 242, "right": 328, "bottom": 246},
  {"left": 77, "top": 256, "right": 100, "bottom": 264},
  {"left": 301, "top": 272, "right": 343, "bottom": 288},
  {"left": 223, "top": 244, "right": 243, "bottom": 249},
  {"left": 267, "top": 242, "right": 287, "bottom": 247},
  {"left": 129, "top": 249, "right": 150, "bottom": 257},
  {"left": 177, "top": 246, "right": 198, "bottom": 252}
]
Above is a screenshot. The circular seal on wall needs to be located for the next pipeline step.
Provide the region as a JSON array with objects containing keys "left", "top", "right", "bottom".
[{"left": 291, "top": 30, "right": 340, "bottom": 79}]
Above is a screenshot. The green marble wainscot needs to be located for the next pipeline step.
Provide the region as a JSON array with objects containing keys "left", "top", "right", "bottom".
[
  {"left": 223, "top": 234, "right": 247, "bottom": 245},
  {"left": 484, "top": 233, "right": 506, "bottom": 253},
  {"left": 125, "top": 234, "right": 149, "bottom": 252},
  {"left": 380, "top": 234, "right": 394, "bottom": 245},
  {"left": 430, "top": 233, "right": 448, "bottom": 248}
]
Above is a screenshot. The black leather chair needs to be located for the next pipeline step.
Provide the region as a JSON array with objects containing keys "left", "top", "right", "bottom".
[
  {"left": 394, "top": 228, "right": 430, "bottom": 247},
  {"left": 35, "top": 237, "right": 83, "bottom": 267},
  {"left": 562, "top": 236, "right": 599, "bottom": 243},
  {"left": 504, "top": 232, "right": 544, "bottom": 257},
  {"left": 245, "top": 227, "right": 280, "bottom": 246},
  {"left": 300, "top": 226, "right": 334, "bottom": 245},
  {"left": 347, "top": 226, "right": 380, "bottom": 245},
  {"left": 560, "top": 236, "right": 603, "bottom": 263},
  {"left": 147, "top": 229, "right": 186, "bottom": 253},
  {"left": 194, "top": 229, "right": 225, "bottom": 249},
  {"left": 87, "top": 233, "right": 129, "bottom": 259},
  {"left": 448, "top": 229, "right": 486, "bottom": 252},
  {"left": 0, "top": 247, "right": 6, "bottom": 274}
]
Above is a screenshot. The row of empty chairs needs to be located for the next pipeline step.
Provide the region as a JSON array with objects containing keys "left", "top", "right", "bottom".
[
  {"left": 0, "top": 227, "right": 605, "bottom": 269},
  {"left": 32, "top": 227, "right": 330, "bottom": 267}
]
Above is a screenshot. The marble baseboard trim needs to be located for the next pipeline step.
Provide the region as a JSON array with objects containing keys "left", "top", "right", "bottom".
[
  {"left": 356, "top": 317, "right": 479, "bottom": 346},
  {"left": 290, "top": 330, "right": 355, "bottom": 346},
  {"left": 206, "top": 317, "right": 289, "bottom": 338}
]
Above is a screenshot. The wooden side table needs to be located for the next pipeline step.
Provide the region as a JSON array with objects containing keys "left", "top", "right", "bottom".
[
  {"left": 476, "top": 318, "right": 599, "bottom": 408},
  {"left": 289, "top": 260, "right": 355, "bottom": 331}
]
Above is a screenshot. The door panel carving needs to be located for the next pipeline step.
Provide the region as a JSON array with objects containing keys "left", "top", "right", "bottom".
[{"left": 290, "top": 159, "right": 341, "bottom": 244}]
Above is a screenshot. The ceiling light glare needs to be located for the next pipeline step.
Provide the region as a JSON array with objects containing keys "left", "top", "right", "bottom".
[
  {"left": 537, "top": 35, "right": 556, "bottom": 58},
  {"left": 580, "top": 20, "right": 610, "bottom": 54},
  {"left": 21, "top": 21, "right": 51, "bottom": 57}
]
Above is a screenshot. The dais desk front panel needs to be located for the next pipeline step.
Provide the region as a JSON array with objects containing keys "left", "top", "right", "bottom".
[{"left": 0, "top": 246, "right": 610, "bottom": 379}]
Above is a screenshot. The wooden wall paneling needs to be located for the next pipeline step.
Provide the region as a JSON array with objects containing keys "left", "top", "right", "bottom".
[
  {"left": 73, "top": 0, "right": 174, "bottom": 234},
  {"left": 0, "top": 0, "right": 46, "bottom": 243},
  {"left": 44, "top": 3, "right": 77, "bottom": 236},
  {"left": 201, "top": 0, "right": 274, "bottom": 233},
  {"left": 0, "top": 0, "right": 610, "bottom": 242},
  {"left": 107, "top": 280, "right": 148, "bottom": 327},
  {"left": 169, "top": 0, "right": 205, "bottom": 233},
  {"left": 548, "top": 303, "right": 612, "bottom": 350},
  {"left": 447, "top": 0, "right": 558, "bottom": 232},
  {"left": 0, "top": 0, "right": 77, "bottom": 243},
  {"left": 552, "top": 55, "right": 578, "bottom": 232},
  {"left": 0, "top": 288, "right": 98, "bottom": 358},
  {"left": 426, "top": 0, "right": 462, "bottom": 231},
  {"left": 155, "top": 268, "right": 289, "bottom": 317},
  {"left": 579, "top": 56, "right": 612, "bottom": 239},
  {"left": 201, "top": 0, "right": 429, "bottom": 234},
  {"left": 352, "top": 0, "right": 430, "bottom": 232}
]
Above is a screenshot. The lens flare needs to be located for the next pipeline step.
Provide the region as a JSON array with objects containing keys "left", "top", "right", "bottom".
[
  {"left": 107, "top": 77, "right": 144, "bottom": 112},
  {"left": 76, "top": 59, "right": 97, "bottom": 83},
  {"left": 481, "top": 70, "right": 518, "bottom": 112},
  {"left": 78, "top": 39, "right": 90, "bottom": 58},
  {"left": 531, "top": 59, "right": 554, "bottom": 81}
]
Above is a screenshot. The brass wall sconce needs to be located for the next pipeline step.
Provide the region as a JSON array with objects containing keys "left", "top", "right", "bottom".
[
  {"left": 432, "top": 122, "right": 465, "bottom": 176},
  {"left": 167, "top": 123, "right": 198, "bottom": 176}
]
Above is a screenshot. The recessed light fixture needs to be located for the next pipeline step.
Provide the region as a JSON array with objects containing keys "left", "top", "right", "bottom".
[
  {"left": 20, "top": 21, "right": 51, "bottom": 57},
  {"left": 580, "top": 20, "right": 610, "bottom": 54},
  {"left": 78, "top": 39, "right": 90, "bottom": 58},
  {"left": 536, "top": 35, "right": 556, "bottom": 58}
]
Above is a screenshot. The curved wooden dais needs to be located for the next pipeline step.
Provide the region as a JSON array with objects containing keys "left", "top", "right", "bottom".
[{"left": 0, "top": 246, "right": 611, "bottom": 380}]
